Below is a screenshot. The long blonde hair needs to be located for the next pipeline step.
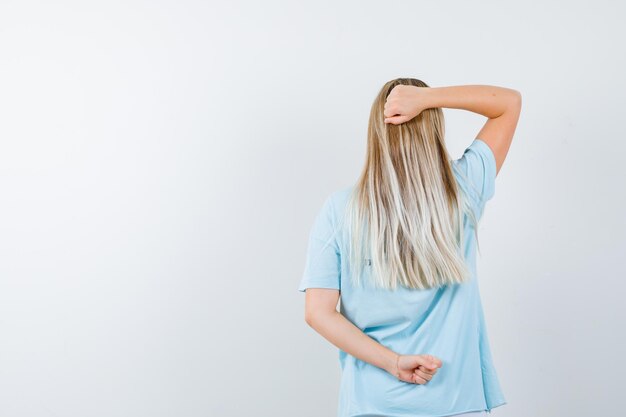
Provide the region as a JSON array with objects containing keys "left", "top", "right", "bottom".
[{"left": 343, "top": 78, "right": 479, "bottom": 291}]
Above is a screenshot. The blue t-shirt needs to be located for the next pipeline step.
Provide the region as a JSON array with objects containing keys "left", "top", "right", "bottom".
[{"left": 298, "top": 139, "right": 507, "bottom": 417}]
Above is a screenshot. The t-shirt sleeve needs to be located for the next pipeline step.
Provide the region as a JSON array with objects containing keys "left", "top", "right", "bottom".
[
  {"left": 454, "top": 138, "right": 497, "bottom": 216},
  {"left": 298, "top": 194, "right": 341, "bottom": 292}
]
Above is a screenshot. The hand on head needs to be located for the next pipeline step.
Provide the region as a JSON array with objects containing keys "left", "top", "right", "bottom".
[{"left": 383, "top": 85, "right": 428, "bottom": 125}]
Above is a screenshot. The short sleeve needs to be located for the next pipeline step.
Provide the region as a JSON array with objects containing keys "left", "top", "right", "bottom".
[
  {"left": 298, "top": 194, "right": 341, "bottom": 292},
  {"left": 453, "top": 138, "right": 497, "bottom": 215}
]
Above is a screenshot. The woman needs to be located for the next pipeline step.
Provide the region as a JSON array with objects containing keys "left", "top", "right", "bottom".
[{"left": 298, "top": 79, "right": 522, "bottom": 417}]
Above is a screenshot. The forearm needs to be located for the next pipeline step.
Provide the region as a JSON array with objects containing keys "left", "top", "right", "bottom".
[
  {"left": 422, "top": 84, "right": 521, "bottom": 118},
  {"left": 307, "top": 311, "right": 398, "bottom": 375}
]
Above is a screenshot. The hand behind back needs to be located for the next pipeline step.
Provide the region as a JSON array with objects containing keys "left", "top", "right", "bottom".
[{"left": 397, "top": 353, "right": 443, "bottom": 384}]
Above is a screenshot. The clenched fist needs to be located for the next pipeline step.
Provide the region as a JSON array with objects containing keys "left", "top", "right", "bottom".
[
  {"left": 383, "top": 85, "right": 429, "bottom": 125},
  {"left": 394, "top": 353, "right": 443, "bottom": 384}
]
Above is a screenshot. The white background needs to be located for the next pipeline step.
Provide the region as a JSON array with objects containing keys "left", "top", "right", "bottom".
[{"left": 0, "top": 1, "right": 624, "bottom": 416}]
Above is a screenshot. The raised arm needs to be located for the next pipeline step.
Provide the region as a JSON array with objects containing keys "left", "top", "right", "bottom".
[
  {"left": 384, "top": 84, "right": 522, "bottom": 175},
  {"left": 425, "top": 85, "right": 521, "bottom": 175}
]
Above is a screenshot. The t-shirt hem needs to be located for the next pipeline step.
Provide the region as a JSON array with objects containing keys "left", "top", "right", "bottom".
[
  {"left": 344, "top": 401, "right": 508, "bottom": 417},
  {"left": 298, "top": 279, "right": 341, "bottom": 292}
]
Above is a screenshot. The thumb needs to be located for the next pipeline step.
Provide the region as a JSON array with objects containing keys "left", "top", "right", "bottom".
[
  {"left": 384, "top": 115, "right": 409, "bottom": 125},
  {"left": 420, "top": 354, "right": 441, "bottom": 369}
]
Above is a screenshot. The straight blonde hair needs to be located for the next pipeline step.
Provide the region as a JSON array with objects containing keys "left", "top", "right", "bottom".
[{"left": 341, "top": 78, "right": 480, "bottom": 291}]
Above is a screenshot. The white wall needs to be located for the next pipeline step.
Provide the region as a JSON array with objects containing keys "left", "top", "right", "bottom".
[{"left": 0, "top": 1, "right": 624, "bottom": 416}]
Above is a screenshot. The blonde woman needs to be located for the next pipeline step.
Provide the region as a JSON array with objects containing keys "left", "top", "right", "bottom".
[{"left": 298, "top": 80, "right": 521, "bottom": 417}]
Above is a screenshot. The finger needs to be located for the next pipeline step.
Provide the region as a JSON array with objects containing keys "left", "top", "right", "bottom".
[
  {"left": 384, "top": 115, "right": 409, "bottom": 125},
  {"left": 431, "top": 356, "right": 443, "bottom": 367},
  {"left": 416, "top": 355, "right": 439, "bottom": 370},
  {"left": 383, "top": 103, "right": 394, "bottom": 117},
  {"left": 420, "top": 365, "right": 439, "bottom": 373},
  {"left": 413, "top": 373, "right": 428, "bottom": 384},
  {"left": 414, "top": 369, "right": 433, "bottom": 382},
  {"left": 383, "top": 102, "right": 401, "bottom": 118},
  {"left": 383, "top": 109, "right": 398, "bottom": 119},
  {"left": 424, "top": 355, "right": 443, "bottom": 368},
  {"left": 418, "top": 365, "right": 438, "bottom": 375}
]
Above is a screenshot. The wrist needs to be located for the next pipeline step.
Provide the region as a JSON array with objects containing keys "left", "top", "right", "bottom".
[
  {"left": 384, "top": 350, "right": 400, "bottom": 377},
  {"left": 420, "top": 86, "right": 440, "bottom": 110}
]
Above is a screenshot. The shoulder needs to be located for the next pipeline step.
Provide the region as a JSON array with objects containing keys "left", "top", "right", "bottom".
[
  {"left": 331, "top": 184, "right": 355, "bottom": 201},
  {"left": 451, "top": 139, "right": 497, "bottom": 214},
  {"left": 326, "top": 184, "right": 356, "bottom": 213},
  {"left": 312, "top": 185, "right": 355, "bottom": 232},
  {"left": 452, "top": 139, "right": 492, "bottom": 172}
]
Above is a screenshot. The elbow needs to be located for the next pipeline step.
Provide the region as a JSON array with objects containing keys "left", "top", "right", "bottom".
[
  {"left": 305, "top": 309, "right": 333, "bottom": 328},
  {"left": 505, "top": 89, "right": 522, "bottom": 114},
  {"left": 510, "top": 89, "right": 522, "bottom": 107},
  {"left": 304, "top": 311, "right": 317, "bottom": 327}
]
